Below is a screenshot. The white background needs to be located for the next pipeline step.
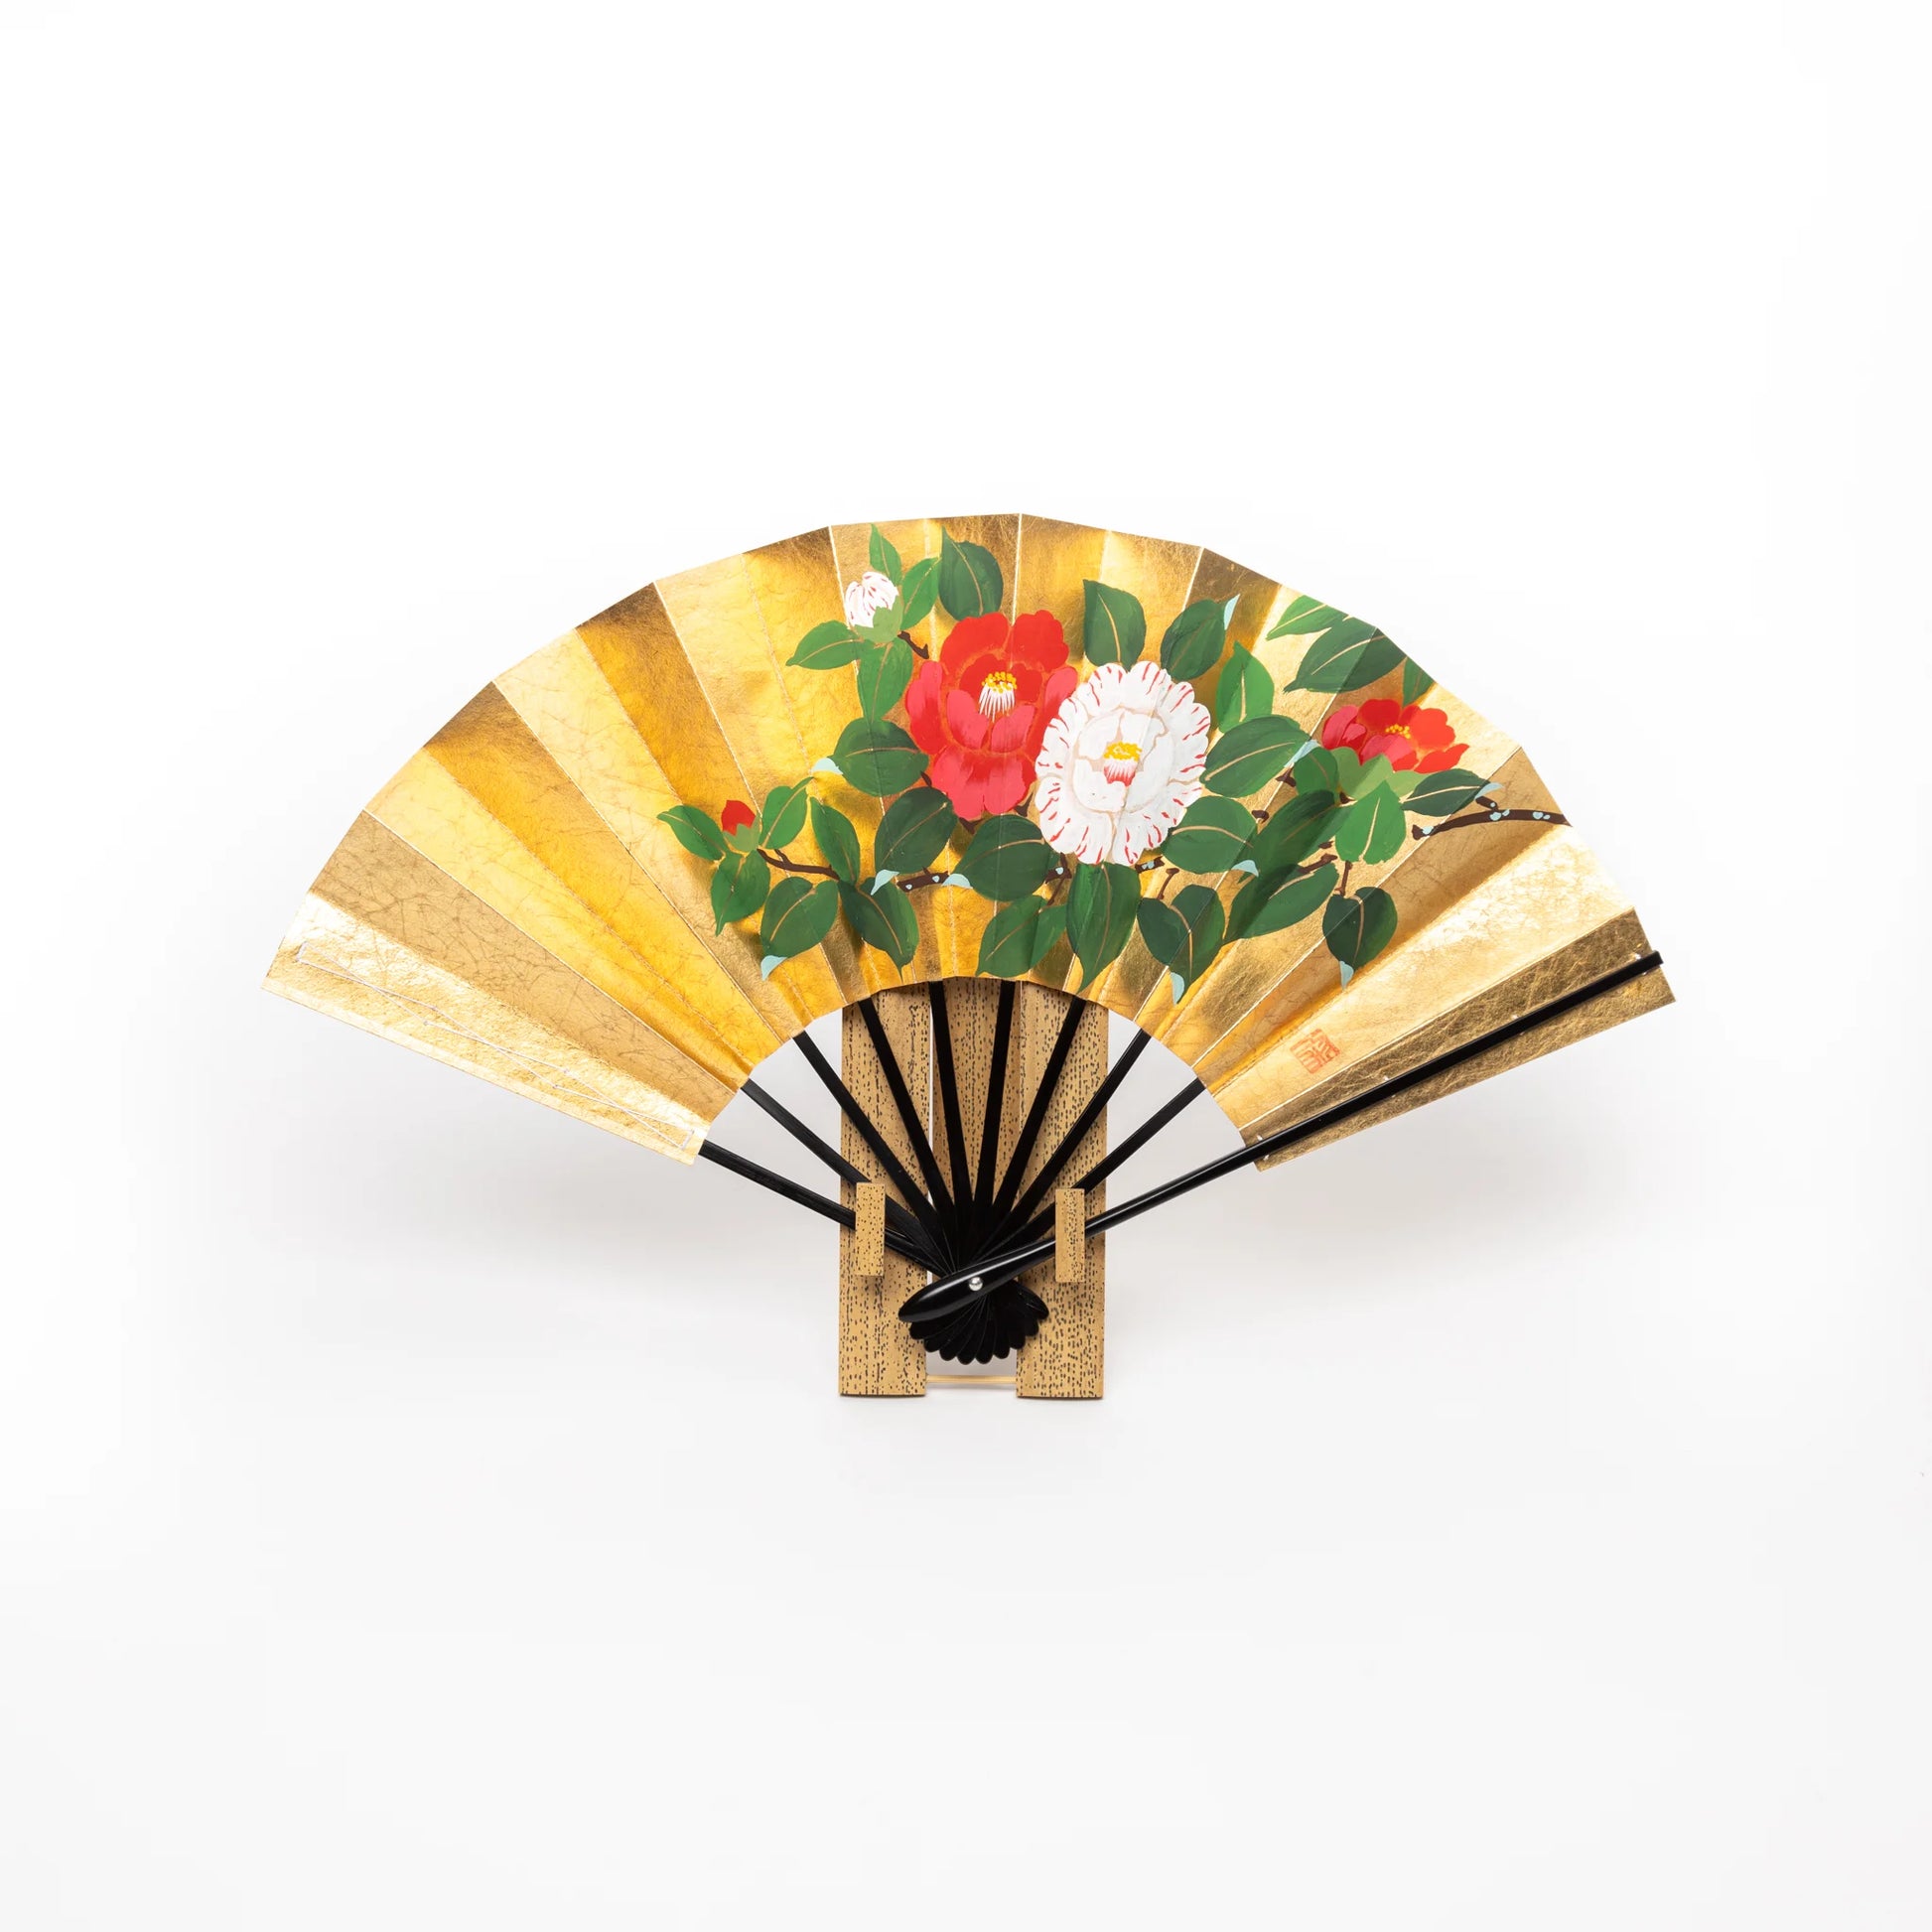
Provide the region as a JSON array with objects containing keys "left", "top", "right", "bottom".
[{"left": 4, "top": 2, "right": 1927, "bottom": 1925}]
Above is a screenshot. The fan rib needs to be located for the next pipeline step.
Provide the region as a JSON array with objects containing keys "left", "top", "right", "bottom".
[
  {"left": 737, "top": 1078, "right": 936, "bottom": 1267},
  {"left": 697, "top": 1141, "right": 933, "bottom": 1270},
  {"left": 927, "top": 984, "right": 976, "bottom": 1254},
  {"left": 791, "top": 1031, "right": 947, "bottom": 1257},
  {"left": 1066, "top": 1078, "right": 1207, "bottom": 1201},
  {"left": 970, "top": 1077, "right": 1207, "bottom": 1280},
  {"left": 970, "top": 980, "right": 1018, "bottom": 1227},
  {"left": 990, "top": 1025, "right": 1153, "bottom": 1253},
  {"left": 985, "top": 995, "right": 1087, "bottom": 1232},
  {"left": 856, "top": 998, "right": 958, "bottom": 1243}
]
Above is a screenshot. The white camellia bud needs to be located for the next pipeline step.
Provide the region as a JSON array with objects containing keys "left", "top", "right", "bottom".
[{"left": 843, "top": 570, "right": 898, "bottom": 627}]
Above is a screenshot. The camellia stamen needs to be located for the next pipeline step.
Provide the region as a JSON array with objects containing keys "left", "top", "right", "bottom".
[
  {"left": 1102, "top": 741, "right": 1142, "bottom": 784},
  {"left": 978, "top": 670, "right": 1017, "bottom": 720}
]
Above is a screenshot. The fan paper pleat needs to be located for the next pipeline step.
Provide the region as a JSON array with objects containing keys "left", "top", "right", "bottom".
[{"left": 267, "top": 514, "right": 1666, "bottom": 1164}]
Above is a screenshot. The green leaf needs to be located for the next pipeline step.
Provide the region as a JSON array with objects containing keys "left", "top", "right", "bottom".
[
  {"left": 868, "top": 525, "right": 902, "bottom": 587},
  {"left": 1265, "top": 594, "right": 1346, "bottom": 639},
  {"left": 1136, "top": 897, "right": 1183, "bottom": 963},
  {"left": 1160, "top": 597, "right": 1227, "bottom": 683},
  {"left": 1081, "top": 580, "right": 1147, "bottom": 666},
  {"left": 1293, "top": 746, "right": 1338, "bottom": 794},
  {"left": 1402, "top": 766, "right": 1489, "bottom": 816},
  {"left": 759, "top": 876, "right": 839, "bottom": 972},
  {"left": 1228, "top": 861, "right": 1339, "bottom": 941},
  {"left": 1322, "top": 886, "right": 1399, "bottom": 985},
  {"left": 978, "top": 897, "right": 1060, "bottom": 978},
  {"left": 1136, "top": 883, "right": 1224, "bottom": 997},
  {"left": 938, "top": 531, "right": 1003, "bottom": 620},
  {"left": 1215, "top": 644, "right": 1275, "bottom": 728},
  {"left": 710, "top": 848, "right": 770, "bottom": 932},
  {"left": 874, "top": 787, "right": 956, "bottom": 873},
  {"left": 1035, "top": 902, "right": 1067, "bottom": 966},
  {"left": 790, "top": 620, "right": 862, "bottom": 670},
  {"left": 1248, "top": 789, "right": 1343, "bottom": 873},
  {"left": 898, "top": 555, "right": 938, "bottom": 627},
  {"left": 1065, "top": 861, "right": 1141, "bottom": 983},
  {"left": 877, "top": 879, "right": 922, "bottom": 966},
  {"left": 1351, "top": 754, "right": 1396, "bottom": 796},
  {"left": 1160, "top": 793, "right": 1256, "bottom": 871},
  {"left": 856, "top": 637, "right": 914, "bottom": 720},
  {"left": 808, "top": 798, "right": 862, "bottom": 885},
  {"left": 1400, "top": 655, "right": 1434, "bottom": 706},
  {"left": 755, "top": 781, "right": 810, "bottom": 851},
  {"left": 956, "top": 812, "right": 1055, "bottom": 901},
  {"left": 1289, "top": 621, "right": 1406, "bottom": 693},
  {"left": 1334, "top": 785, "right": 1408, "bottom": 864},
  {"left": 1320, "top": 747, "right": 1365, "bottom": 798},
  {"left": 830, "top": 716, "right": 927, "bottom": 796},
  {"left": 840, "top": 879, "right": 918, "bottom": 967},
  {"left": 1201, "top": 715, "right": 1308, "bottom": 796},
  {"left": 864, "top": 600, "right": 904, "bottom": 642},
  {"left": 657, "top": 805, "right": 727, "bottom": 861}
]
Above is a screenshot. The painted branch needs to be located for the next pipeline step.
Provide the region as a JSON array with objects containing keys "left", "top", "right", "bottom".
[
  {"left": 1413, "top": 808, "right": 1570, "bottom": 841},
  {"left": 760, "top": 849, "right": 841, "bottom": 878}
]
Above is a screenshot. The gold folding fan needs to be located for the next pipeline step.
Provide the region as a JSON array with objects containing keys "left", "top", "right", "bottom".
[{"left": 267, "top": 514, "right": 1669, "bottom": 1393}]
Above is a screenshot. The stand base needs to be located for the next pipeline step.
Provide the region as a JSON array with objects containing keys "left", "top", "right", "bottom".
[{"left": 837, "top": 982, "right": 1106, "bottom": 1400}]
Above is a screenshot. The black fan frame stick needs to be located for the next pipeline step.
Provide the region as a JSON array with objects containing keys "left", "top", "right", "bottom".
[
  {"left": 984, "top": 1026, "right": 1156, "bottom": 1253},
  {"left": 982, "top": 994, "right": 1087, "bottom": 1231},
  {"left": 855, "top": 998, "right": 959, "bottom": 1247},
  {"left": 739, "top": 1077, "right": 930, "bottom": 1255},
  {"left": 925, "top": 983, "right": 975, "bottom": 1256},
  {"left": 696, "top": 1141, "right": 942, "bottom": 1273},
  {"left": 955, "top": 1078, "right": 1210, "bottom": 1299},
  {"left": 790, "top": 1031, "right": 950, "bottom": 1258},
  {"left": 969, "top": 980, "right": 1019, "bottom": 1227},
  {"left": 904, "top": 951, "right": 1666, "bottom": 1316}
]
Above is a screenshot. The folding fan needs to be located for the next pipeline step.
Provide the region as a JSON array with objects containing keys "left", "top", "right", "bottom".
[{"left": 267, "top": 513, "right": 1669, "bottom": 1396}]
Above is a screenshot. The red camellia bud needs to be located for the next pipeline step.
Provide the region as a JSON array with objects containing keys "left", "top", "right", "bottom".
[{"left": 720, "top": 798, "right": 757, "bottom": 835}]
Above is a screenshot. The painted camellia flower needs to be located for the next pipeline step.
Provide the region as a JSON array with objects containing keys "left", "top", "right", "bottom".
[
  {"left": 904, "top": 611, "right": 1077, "bottom": 819},
  {"left": 843, "top": 570, "right": 898, "bottom": 627},
  {"left": 1034, "top": 660, "right": 1212, "bottom": 865},
  {"left": 1319, "top": 698, "right": 1466, "bottom": 773},
  {"left": 719, "top": 798, "right": 757, "bottom": 836}
]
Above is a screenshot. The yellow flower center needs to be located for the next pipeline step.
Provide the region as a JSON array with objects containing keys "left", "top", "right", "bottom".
[
  {"left": 978, "top": 670, "right": 1017, "bottom": 719},
  {"left": 1103, "top": 741, "right": 1141, "bottom": 764}
]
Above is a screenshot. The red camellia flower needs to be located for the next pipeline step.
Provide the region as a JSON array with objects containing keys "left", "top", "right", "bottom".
[
  {"left": 903, "top": 612, "right": 1078, "bottom": 818},
  {"left": 720, "top": 798, "right": 757, "bottom": 835},
  {"left": 1319, "top": 699, "right": 1467, "bottom": 773}
]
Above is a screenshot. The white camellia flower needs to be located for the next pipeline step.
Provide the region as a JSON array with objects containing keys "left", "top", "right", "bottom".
[
  {"left": 843, "top": 570, "right": 898, "bottom": 627},
  {"left": 1034, "top": 660, "right": 1212, "bottom": 865}
]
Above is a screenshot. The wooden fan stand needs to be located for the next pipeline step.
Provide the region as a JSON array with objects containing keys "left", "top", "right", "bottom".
[
  {"left": 837, "top": 983, "right": 1107, "bottom": 1399},
  {"left": 705, "top": 949, "right": 1667, "bottom": 1396}
]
